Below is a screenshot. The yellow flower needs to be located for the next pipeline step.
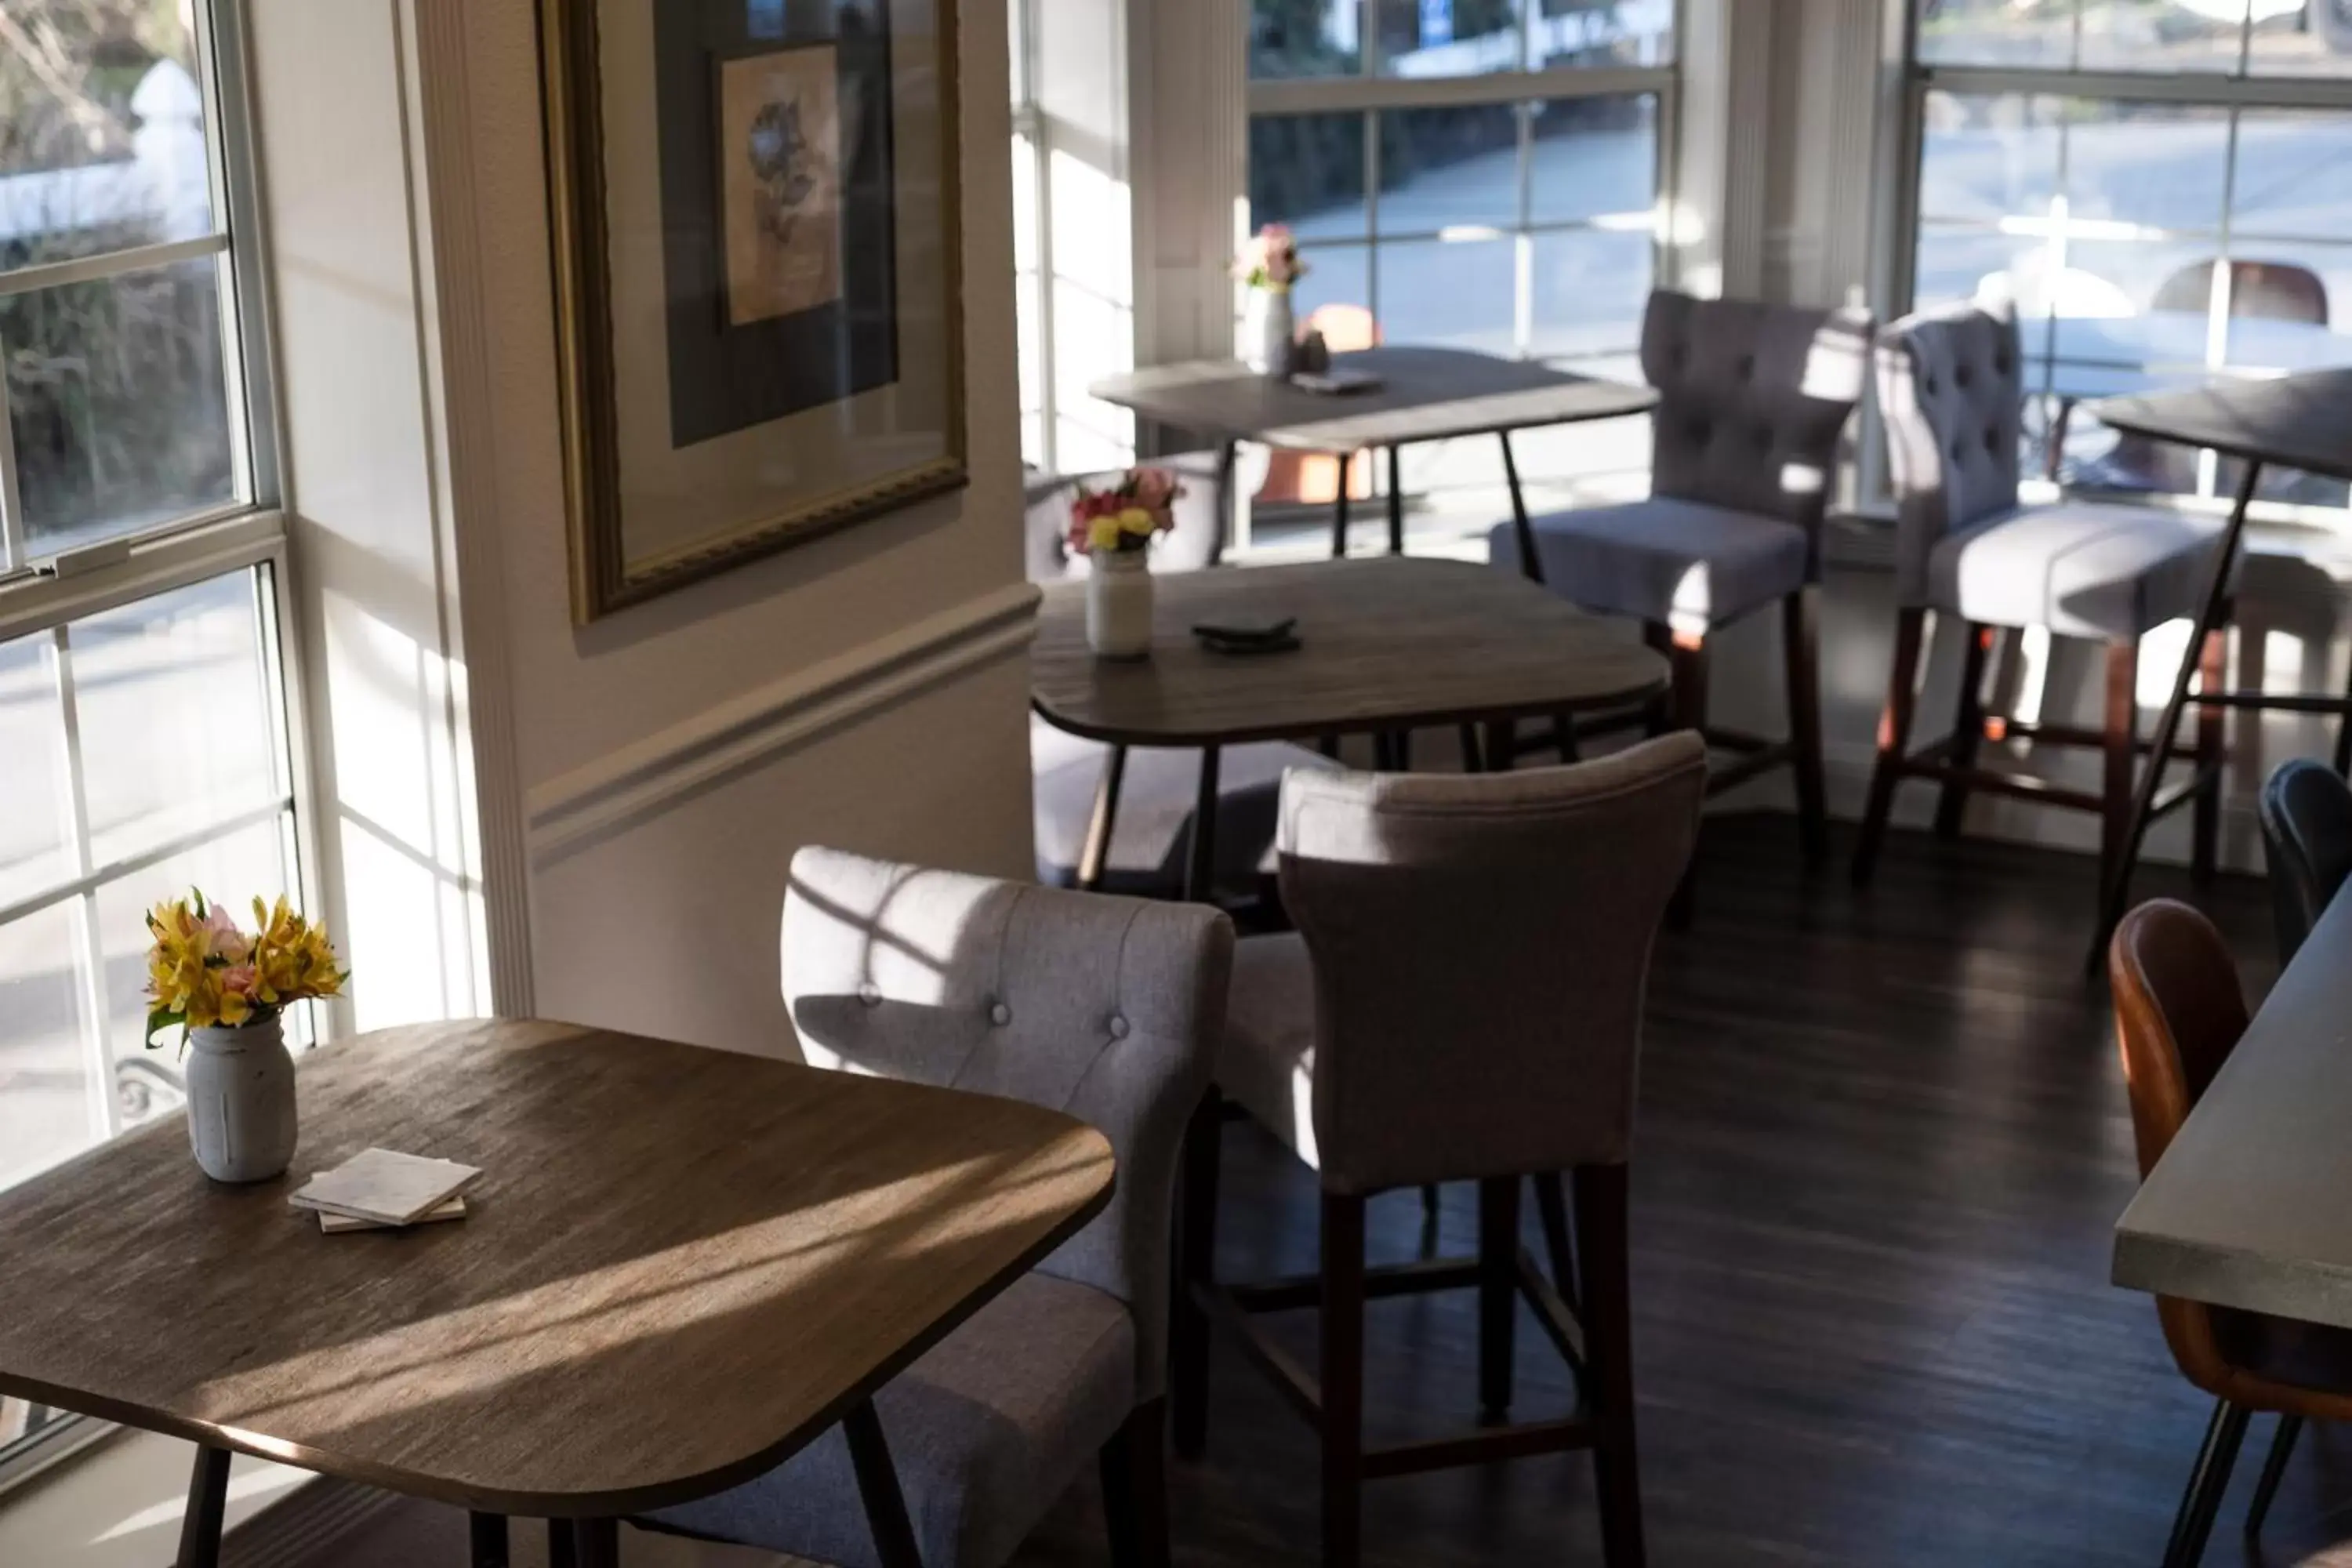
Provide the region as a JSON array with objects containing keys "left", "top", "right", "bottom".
[
  {"left": 1116, "top": 506, "right": 1156, "bottom": 536},
  {"left": 1087, "top": 517, "right": 1123, "bottom": 552}
]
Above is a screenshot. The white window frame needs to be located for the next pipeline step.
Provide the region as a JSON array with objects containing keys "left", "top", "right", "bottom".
[
  {"left": 0, "top": 0, "right": 314, "bottom": 1497},
  {"left": 1875, "top": 1, "right": 2352, "bottom": 517}
]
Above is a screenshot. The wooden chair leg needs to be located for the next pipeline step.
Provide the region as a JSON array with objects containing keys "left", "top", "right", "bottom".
[
  {"left": 2193, "top": 628, "right": 2226, "bottom": 888},
  {"left": 1936, "top": 622, "right": 1994, "bottom": 840},
  {"left": 1477, "top": 1175, "right": 1520, "bottom": 1423},
  {"left": 1534, "top": 1172, "right": 1580, "bottom": 1318},
  {"left": 1783, "top": 587, "right": 1828, "bottom": 864},
  {"left": 1664, "top": 633, "right": 1709, "bottom": 930},
  {"left": 2245, "top": 1412, "right": 2301, "bottom": 1540},
  {"left": 1321, "top": 1192, "right": 1367, "bottom": 1568},
  {"left": 1102, "top": 1397, "right": 1171, "bottom": 1568},
  {"left": 2100, "top": 640, "right": 2141, "bottom": 902},
  {"left": 1576, "top": 1164, "right": 1646, "bottom": 1568},
  {"left": 1853, "top": 607, "right": 1928, "bottom": 888},
  {"left": 2162, "top": 1399, "right": 2249, "bottom": 1568},
  {"left": 1171, "top": 1091, "right": 1225, "bottom": 1460}
]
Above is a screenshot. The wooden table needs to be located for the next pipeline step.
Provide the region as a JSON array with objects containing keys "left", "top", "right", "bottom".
[
  {"left": 1089, "top": 347, "right": 1657, "bottom": 561},
  {"left": 2114, "top": 880, "right": 2352, "bottom": 1328},
  {"left": 0, "top": 1019, "right": 1114, "bottom": 1568},
  {"left": 2084, "top": 368, "right": 2352, "bottom": 970},
  {"left": 1030, "top": 556, "right": 1668, "bottom": 898}
]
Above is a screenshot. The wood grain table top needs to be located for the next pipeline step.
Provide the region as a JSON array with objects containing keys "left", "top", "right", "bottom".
[
  {"left": 2091, "top": 367, "right": 2352, "bottom": 483},
  {"left": 1031, "top": 556, "right": 1668, "bottom": 747},
  {"left": 1088, "top": 347, "right": 1658, "bottom": 452},
  {"left": 0, "top": 1020, "right": 1114, "bottom": 1516},
  {"left": 2114, "top": 884, "right": 2352, "bottom": 1329}
]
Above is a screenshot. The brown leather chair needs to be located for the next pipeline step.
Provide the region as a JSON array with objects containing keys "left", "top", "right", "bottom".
[{"left": 2110, "top": 899, "right": 2352, "bottom": 1566}]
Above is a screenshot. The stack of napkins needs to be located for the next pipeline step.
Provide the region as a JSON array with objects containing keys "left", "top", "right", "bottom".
[{"left": 290, "top": 1148, "right": 481, "bottom": 1233}]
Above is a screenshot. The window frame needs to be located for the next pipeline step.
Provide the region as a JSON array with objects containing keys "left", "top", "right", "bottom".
[
  {"left": 0, "top": 0, "right": 311, "bottom": 1493},
  {"left": 1875, "top": 2, "right": 2352, "bottom": 514}
]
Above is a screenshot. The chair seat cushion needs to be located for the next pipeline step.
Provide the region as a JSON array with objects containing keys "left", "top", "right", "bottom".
[
  {"left": 1218, "top": 931, "right": 1321, "bottom": 1171},
  {"left": 648, "top": 1272, "right": 1136, "bottom": 1568},
  {"left": 1033, "top": 720, "right": 1337, "bottom": 898},
  {"left": 1926, "top": 500, "right": 2226, "bottom": 641},
  {"left": 1486, "top": 497, "right": 1810, "bottom": 635}
]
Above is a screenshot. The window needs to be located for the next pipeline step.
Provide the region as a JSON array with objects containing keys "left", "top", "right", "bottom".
[
  {"left": 0, "top": 0, "right": 290, "bottom": 1486},
  {"left": 1898, "top": 1, "right": 2352, "bottom": 503}
]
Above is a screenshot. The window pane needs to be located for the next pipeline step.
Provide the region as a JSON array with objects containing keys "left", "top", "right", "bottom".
[
  {"left": 1530, "top": 96, "right": 1655, "bottom": 225},
  {"left": 1290, "top": 244, "right": 1375, "bottom": 344},
  {"left": 1915, "top": 0, "right": 2077, "bottom": 68},
  {"left": 1250, "top": 113, "right": 1369, "bottom": 241},
  {"left": 1529, "top": 228, "right": 1651, "bottom": 359},
  {"left": 2075, "top": 1, "right": 2245, "bottom": 75},
  {"left": 2060, "top": 103, "right": 2228, "bottom": 234},
  {"left": 2246, "top": 3, "right": 2352, "bottom": 75},
  {"left": 72, "top": 572, "right": 278, "bottom": 869},
  {"left": 7, "top": 256, "right": 238, "bottom": 557},
  {"left": 0, "top": 901, "right": 89, "bottom": 1191},
  {"left": 1914, "top": 222, "right": 2049, "bottom": 311},
  {"left": 1377, "top": 103, "right": 1520, "bottom": 235},
  {"left": 1377, "top": 235, "right": 1515, "bottom": 352},
  {"left": 0, "top": 16, "right": 216, "bottom": 267},
  {"left": 1918, "top": 93, "right": 2062, "bottom": 227},
  {"left": 2231, "top": 111, "right": 2352, "bottom": 240},
  {"left": 1253, "top": 0, "right": 1365, "bottom": 78},
  {"left": 1375, "top": 0, "right": 1521, "bottom": 77},
  {"left": 0, "top": 637, "right": 70, "bottom": 911},
  {"left": 1531, "top": 0, "right": 1674, "bottom": 68},
  {"left": 94, "top": 817, "right": 289, "bottom": 1105}
]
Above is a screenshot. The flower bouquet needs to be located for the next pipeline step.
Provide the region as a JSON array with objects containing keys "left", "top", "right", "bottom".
[
  {"left": 1068, "top": 466, "right": 1185, "bottom": 659},
  {"left": 1235, "top": 223, "right": 1309, "bottom": 378},
  {"left": 146, "top": 891, "right": 346, "bottom": 1182}
]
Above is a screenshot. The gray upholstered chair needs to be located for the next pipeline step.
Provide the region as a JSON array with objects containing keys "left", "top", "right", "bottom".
[
  {"left": 1178, "top": 734, "right": 1707, "bottom": 1568},
  {"left": 1852, "top": 302, "right": 2230, "bottom": 901},
  {"left": 643, "top": 848, "right": 1233, "bottom": 1568},
  {"left": 1488, "top": 290, "right": 1872, "bottom": 895},
  {"left": 1025, "top": 456, "right": 1335, "bottom": 900}
]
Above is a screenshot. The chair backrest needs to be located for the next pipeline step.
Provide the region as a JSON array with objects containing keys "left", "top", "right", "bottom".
[
  {"left": 2108, "top": 898, "right": 2250, "bottom": 1394},
  {"left": 1875, "top": 300, "right": 2026, "bottom": 606},
  {"left": 1273, "top": 732, "right": 1706, "bottom": 1193},
  {"left": 2152, "top": 259, "right": 2329, "bottom": 327},
  {"left": 782, "top": 848, "right": 1234, "bottom": 1399},
  {"left": 1022, "top": 450, "right": 1227, "bottom": 586},
  {"left": 1640, "top": 289, "right": 1874, "bottom": 545},
  {"left": 2259, "top": 758, "right": 2352, "bottom": 966},
  {"left": 1306, "top": 302, "right": 1381, "bottom": 352}
]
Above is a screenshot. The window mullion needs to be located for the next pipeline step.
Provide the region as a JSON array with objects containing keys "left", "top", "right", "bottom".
[
  {"left": 0, "top": 368, "right": 24, "bottom": 572},
  {"left": 44, "top": 628, "right": 121, "bottom": 1142}
]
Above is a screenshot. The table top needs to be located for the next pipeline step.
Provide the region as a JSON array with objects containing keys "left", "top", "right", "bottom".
[
  {"left": 1087, "top": 347, "right": 1657, "bottom": 453},
  {"left": 1031, "top": 556, "right": 1668, "bottom": 748},
  {"left": 0, "top": 1020, "right": 1113, "bottom": 1517},
  {"left": 2044, "top": 310, "right": 2352, "bottom": 402},
  {"left": 2090, "top": 366, "right": 2352, "bottom": 484},
  {"left": 2114, "top": 885, "right": 2352, "bottom": 1329}
]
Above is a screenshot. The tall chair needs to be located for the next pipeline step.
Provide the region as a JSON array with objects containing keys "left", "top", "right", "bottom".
[
  {"left": 1180, "top": 734, "right": 1707, "bottom": 1568},
  {"left": 1853, "top": 302, "right": 2230, "bottom": 903},
  {"left": 2110, "top": 899, "right": 2352, "bottom": 1566},
  {"left": 1490, "top": 290, "right": 1873, "bottom": 892},
  {"left": 645, "top": 848, "right": 1233, "bottom": 1568},
  {"left": 1025, "top": 459, "right": 1335, "bottom": 900},
  {"left": 2258, "top": 757, "right": 2352, "bottom": 964}
]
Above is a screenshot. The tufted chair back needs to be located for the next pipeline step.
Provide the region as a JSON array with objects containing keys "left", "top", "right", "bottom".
[
  {"left": 1274, "top": 732, "right": 1706, "bottom": 1194},
  {"left": 1641, "top": 289, "right": 1874, "bottom": 554},
  {"left": 2259, "top": 758, "right": 2352, "bottom": 966},
  {"left": 1022, "top": 452, "right": 1226, "bottom": 586},
  {"left": 782, "top": 848, "right": 1234, "bottom": 1398},
  {"left": 1875, "top": 301, "right": 2027, "bottom": 604}
]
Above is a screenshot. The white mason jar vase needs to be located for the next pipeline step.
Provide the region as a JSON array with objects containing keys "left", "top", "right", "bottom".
[
  {"left": 1086, "top": 548, "right": 1155, "bottom": 660},
  {"left": 184, "top": 1015, "right": 298, "bottom": 1183},
  {"left": 1244, "top": 286, "right": 1297, "bottom": 379}
]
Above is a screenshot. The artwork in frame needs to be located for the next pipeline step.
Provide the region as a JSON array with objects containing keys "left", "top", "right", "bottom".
[{"left": 540, "top": 0, "right": 965, "bottom": 623}]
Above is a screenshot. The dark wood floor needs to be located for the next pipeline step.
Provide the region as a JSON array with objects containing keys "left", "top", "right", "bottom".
[{"left": 1011, "top": 815, "right": 2339, "bottom": 1568}]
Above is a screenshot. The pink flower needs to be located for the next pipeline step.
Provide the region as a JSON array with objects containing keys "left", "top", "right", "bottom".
[
  {"left": 205, "top": 904, "right": 251, "bottom": 964},
  {"left": 1131, "top": 467, "right": 1178, "bottom": 510},
  {"left": 220, "top": 964, "right": 257, "bottom": 999}
]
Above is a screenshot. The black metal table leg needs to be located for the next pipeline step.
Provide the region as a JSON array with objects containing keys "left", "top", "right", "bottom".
[
  {"left": 176, "top": 1443, "right": 231, "bottom": 1568},
  {"left": 844, "top": 1397, "right": 925, "bottom": 1568},
  {"left": 1386, "top": 445, "right": 1404, "bottom": 555},
  {"left": 572, "top": 1519, "right": 620, "bottom": 1568},
  {"left": 1330, "top": 463, "right": 1352, "bottom": 559},
  {"left": 1185, "top": 746, "right": 1222, "bottom": 905},
  {"left": 547, "top": 1519, "right": 577, "bottom": 1568},
  {"left": 1501, "top": 430, "right": 1541, "bottom": 585},
  {"left": 2086, "top": 459, "right": 2259, "bottom": 975},
  {"left": 1077, "top": 743, "right": 1129, "bottom": 891},
  {"left": 1210, "top": 438, "right": 1238, "bottom": 568},
  {"left": 470, "top": 1512, "right": 510, "bottom": 1567}
]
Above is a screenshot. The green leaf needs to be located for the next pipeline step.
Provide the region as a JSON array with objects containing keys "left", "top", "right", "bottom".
[{"left": 144, "top": 1004, "right": 178, "bottom": 1051}]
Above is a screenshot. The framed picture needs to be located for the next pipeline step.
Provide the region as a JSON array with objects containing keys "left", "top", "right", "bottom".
[{"left": 540, "top": 0, "right": 966, "bottom": 623}]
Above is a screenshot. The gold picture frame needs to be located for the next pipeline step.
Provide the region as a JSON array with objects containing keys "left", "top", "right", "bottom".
[{"left": 539, "top": 0, "right": 968, "bottom": 624}]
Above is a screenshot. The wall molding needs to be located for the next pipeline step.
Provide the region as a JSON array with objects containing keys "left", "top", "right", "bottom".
[{"left": 524, "top": 582, "right": 1042, "bottom": 865}]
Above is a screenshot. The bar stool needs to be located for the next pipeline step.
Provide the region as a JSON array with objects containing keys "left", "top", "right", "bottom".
[{"left": 1176, "top": 734, "right": 1706, "bottom": 1568}]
